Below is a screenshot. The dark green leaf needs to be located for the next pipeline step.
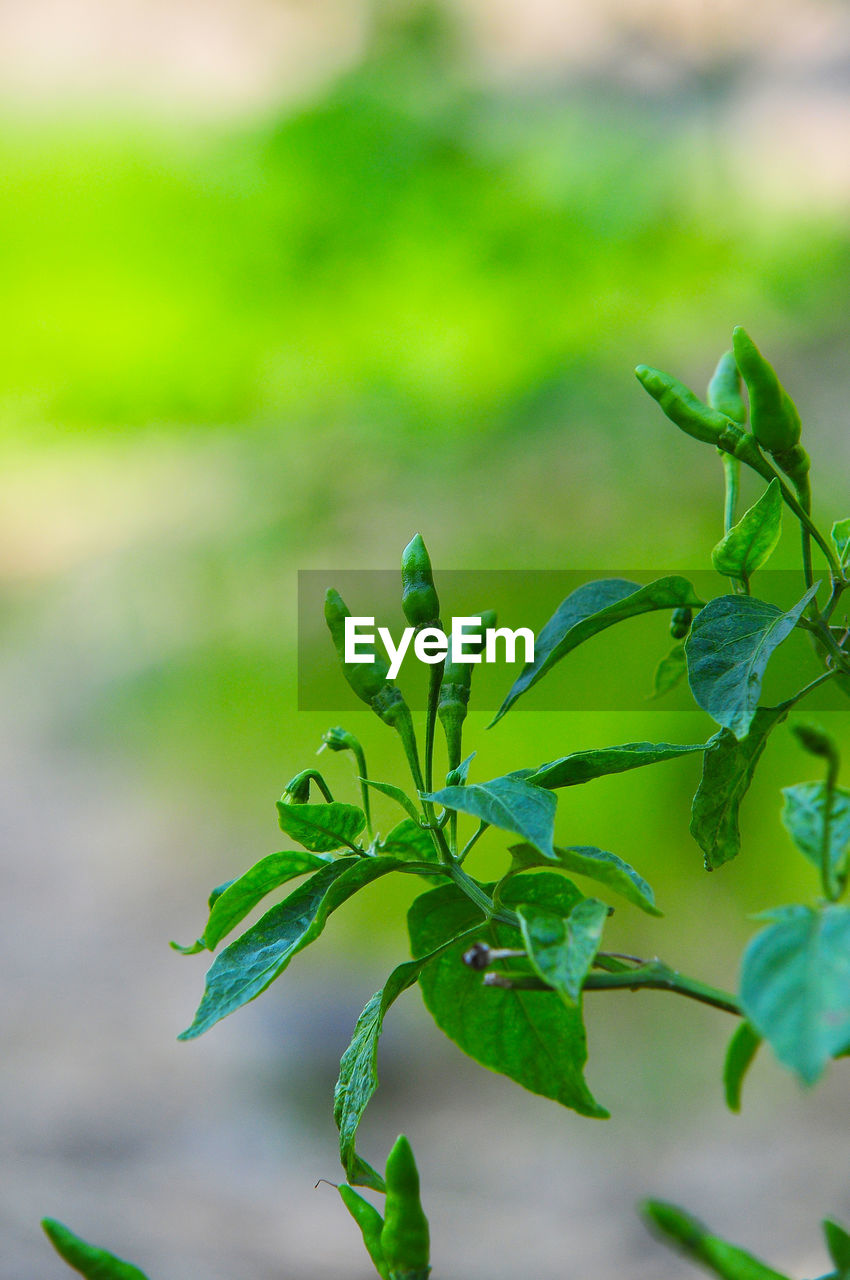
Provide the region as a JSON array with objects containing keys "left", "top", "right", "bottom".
[
  {"left": 409, "top": 874, "right": 608, "bottom": 1118},
  {"left": 690, "top": 706, "right": 788, "bottom": 869},
  {"left": 179, "top": 857, "right": 400, "bottom": 1040},
  {"left": 275, "top": 799, "right": 366, "bottom": 853},
  {"left": 642, "top": 1200, "right": 791, "bottom": 1280},
  {"left": 686, "top": 585, "right": 818, "bottom": 739},
  {"left": 377, "top": 820, "right": 445, "bottom": 884},
  {"left": 172, "top": 850, "right": 330, "bottom": 954},
  {"left": 723, "top": 1020, "right": 761, "bottom": 1113},
  {"left": 711, "top": 479, "right": 782, "bottom": 582},
  {"left": 41, "top": 1220, "right": 150, "bottom": 1280},
  {"left": 831, "top": 519, "right": 850, "bottom": 568},
  {"left": 491, "top": 576, "right": 702, "bottom": 723},
  {"left": 424, "top": 775, "right": 557, "bottom": 860},
  {"left": 508, "top": 842, "right": 661, "bottom": 916},
  {"left": 527, "top": 740, "right": 705, "bottom": 790},
  {"left": 517, "top": 898, "right": 608, "bottom": 1005},
  {"left": 740, "top": 903, "right": 850, "bottom": 1084},
  {"left": 781, "top": 783, "right": 850, "bottom": 875},
  {"left": 362, "top": 779, "right": 421, "bottom": 824},
  {"left": 824, "top": 1219, "right": 850, "bottom": 1277},
  {"left": 651, "top": 643, "right": 687, "bottom": 698},
  {"left": 334, "top": 924, "right": 482, "bottom": 1190}
]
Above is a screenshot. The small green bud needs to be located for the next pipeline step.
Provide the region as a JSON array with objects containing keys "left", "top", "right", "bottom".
[
  {"left": 401, "top": 534, "right": 440, "bottom": 629},
  {"left": 791, "top": 722, "right": 839, "bottom": 762},
  {"left": 732, "top": 327, "right": 802, "bottom": 458},
  {"left": 281, "top": 768, "right": 333, "bottom": 804},
  {"left": 670, "top": 606, "right": 693, "bottom": 640}
]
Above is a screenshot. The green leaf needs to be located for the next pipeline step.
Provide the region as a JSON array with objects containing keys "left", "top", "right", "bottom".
[
  {"left": 686, "top": 585, "right": 818, "bottom": 740},
  {"left": 781, "top": 782, "right": 850, "bottom": 875},
  {"left": 508, "top": 842, "right": 661, "bottom": 916},
  {"left": 740, "top": 903, "right": 850, "bottom": 1084},
  {"left": 690, "top": 706, "right": 788, "bottom": 869},
  {"left": 377, "top": 820, "right": 445, "bottom": 883},
  {"left": 711, "top": 479, "right": 783, "bottom": 582},
  {"left": 275, "top": 799, "right": 366, "bottom": 853},
  {"left": 490, "top": 575, "right": 702, "bottom": 723},
  {"left": 642, "top": 1200, "right": 791, "bottom": 1280},
  {"left": 408, "top": 874, "right": 608, "bottom": 1118},
  {"left": 527, "top": 739, "right": 705, "bottom": 790},
  {"left": 650, "top": 643, "right": 687, "bottom": 698},
  {"left": 179, "top": 857, "right": 400, "bottom": 1040},
  {"left": 723, "top": 1020, "right": 761, "bottom": 1113},
  {"left": 337, "top": 1186, "right": 389, "bottom": 1280},
  {"left": 517, "top": 898, "right": 608, "bottom": 1005},
  {"left": 362, "top": 779, "right": 421, "bottom": 824},
  {"left": 41, "top": 1220, "right": 150, "bottom": 1280},
  {"left": 423, "top": 775, "right": 557, "bottom": 860},
  {"left": 172, "top": 850, "right": 330, "bottom": 954},
  {"left": 334, "top": 924, "right": 482, "bottom": 1191},
  {"left": 824, "top": 1219, "right": 850, "bottom": 1278},
  {"left": 831, "top": 518, "right": 850, "bottom": 568}
]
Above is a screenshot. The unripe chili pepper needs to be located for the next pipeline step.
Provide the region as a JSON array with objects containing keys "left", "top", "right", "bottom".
[
  {"left": 731, "top": 327, "right": 810, "bottom": 486},
  {"left": 338, "top": 1184, "right": 390, "bottom": 1280},
  {"left": 325, "top": 588, "right": 424, "bottom": 791},
  {"left": 670, "top": 606, "right": 692, "bottom": 640},
  {"left": 707, "top": 350, "right": 746, "bottom": 425},
  {"left": 401, "top": 534, "right": 440, "bottom": 629},
  {"left": 438, "top": 609, "right": 496, "bottom": 772},
  {"left": 379, "top": 1135, "right": 431, "bottom": 1280},
  {"left": 635, "top": 365, "right": 737, "bottom": 446}
]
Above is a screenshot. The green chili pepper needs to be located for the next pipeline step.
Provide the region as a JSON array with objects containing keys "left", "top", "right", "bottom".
[
  {"left": 41, "top": 1219, "right": 150, "bottom": 1280},
  {"left": 438, "top": 609, "right": 496, "bottom": 772},
  {"left": 635, "top": 365, "right": 737, "bottom": 446},
  {"left": 338, "top": 1185, "right": 390, "bottom": 1280},
  {"left": 380, "top": 1135, "right": 431, "bottom": 1280},
  {"left": 325, "top": 588, "right": 424, "bottom": 791},
  {"left": 401, "top": 534, "right": 440, "bottom": 629},
  {"left": 707, "top": 350, "right": 746, "bottom": 425},
  {"left": 731, "top": 327, "right": 810, "bottom": 485},
  {"left": 636, "top": 363, "right": 776, "bottom": 483},
  {"left": 670, "top": 606, "right": 693, "bottom": 640}
]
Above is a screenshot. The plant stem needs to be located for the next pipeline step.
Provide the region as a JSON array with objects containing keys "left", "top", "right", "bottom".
[
  {"left": 485, "top": 960, "right": 741, "bottom": 1016},
  {"left": 424, "top": 663, "right": 442, "bottom": 795},
  {"left": 350, "top": 741, "right": 372, "bottom": 837},
  {"left": 458, "top": 820, "right": 488, "bottom": 864}
]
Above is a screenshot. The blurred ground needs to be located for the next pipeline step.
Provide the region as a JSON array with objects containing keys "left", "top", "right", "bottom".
[{"left": 3, "top": 1, "right": 850, "bottom": 1276}]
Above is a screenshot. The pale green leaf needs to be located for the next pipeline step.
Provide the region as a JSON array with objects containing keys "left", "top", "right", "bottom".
[
  {"left": 711, "top": 479, "right": 782, "bottom": 582},
  {"left": 424, "top": 775, "right": 557, "bottom": 860},
  {"left": 740, "top": 903, "right": 850, "bottom": 1084},
  {"left": 690, "top": 706, "right": 788, "bottom": 869},
  {"left": 650, "top": 643, "right": 687, "bottom": 698},
  {"left": 491, "top": 575, "right": 702, "bottom": 723},
  {"left": 275, "top": 799, "right": 366, "bottom": 853},
  {"left": 409, "top": 874, "right": 608, "bottom": 1118},
  {"left": 517, "top": 898, "right": 608, "bottom": 1005},
  {"left": 686, "top": 586, "right": 817, "bottom": 739},
  {"left": 527, "top": 739, "right": 704, "bottom": 790},
  {"left": 508, "top": 842, "right": 661, "bottom": 916},
  {"left": 179, "top": 857, "right": 400, "bottom": 1039},
  {"left": 781, "top": 782, "right": 850, "bottom": 875}
]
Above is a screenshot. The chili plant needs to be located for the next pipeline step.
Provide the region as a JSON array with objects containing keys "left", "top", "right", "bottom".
[{"left": 42, "top": 328, "right": 850, "bottom": 1280}]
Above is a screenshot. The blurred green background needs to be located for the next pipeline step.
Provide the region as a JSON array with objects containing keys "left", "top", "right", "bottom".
[{"left": 4, "top": 1, "right": 850, "bottom": 1277}]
